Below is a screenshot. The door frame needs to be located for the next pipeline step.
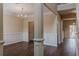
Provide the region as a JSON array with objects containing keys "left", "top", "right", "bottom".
[{"left": 28, "top": 21, "right": 34, "bottom": 42}]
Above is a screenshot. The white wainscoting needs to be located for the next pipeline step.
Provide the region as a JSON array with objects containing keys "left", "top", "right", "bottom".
[
  {"left": 44, "top": 33, "right": 57, "bottom": 47},
  {"left": 22, "top": 32, "right": 29, "bottom": 42},
  {"left": 3, "top": 32, "right": 23, "bottom": 45}
]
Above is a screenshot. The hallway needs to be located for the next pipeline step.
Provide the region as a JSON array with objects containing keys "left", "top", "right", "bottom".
[{"left": 3, "top": 38, "right": 76, "bottom": 56}]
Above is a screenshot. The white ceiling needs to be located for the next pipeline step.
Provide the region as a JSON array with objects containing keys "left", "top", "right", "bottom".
[{"left": 3, "top": 3, "right": 51, "bottom": 16}]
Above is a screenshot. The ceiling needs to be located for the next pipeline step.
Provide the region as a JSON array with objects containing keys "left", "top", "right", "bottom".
[
  {"left": 59, "top": 9, "right": 76, "bottom": 20},
  {"left": 4, "top": 3, "right": 76, "bottom": 20},
  {"left": 57, "top": 3, "right": 67, "bottom": 5},
  {"left": 3, "top": 3, "right": 51, "bottom": 16},
  {"left": 58, "top": 9, "right": 76, "bottom": 15},
  {"left": 58, "top": 4, "right": 76, "bottom": 20}
]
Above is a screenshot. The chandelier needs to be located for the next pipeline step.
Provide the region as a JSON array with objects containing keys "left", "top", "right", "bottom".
[{"left": 17, "top": 7, "right": 28, "bottom": 18}]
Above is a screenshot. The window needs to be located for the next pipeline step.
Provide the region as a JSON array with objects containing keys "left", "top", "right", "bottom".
[{"left": 69, "top": 23, "right": 76, "bottom": 39}]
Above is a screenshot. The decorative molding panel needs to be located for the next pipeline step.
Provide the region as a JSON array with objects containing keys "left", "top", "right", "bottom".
[{"left": 3, "top": 32, "right": 23, "bottom": 45}]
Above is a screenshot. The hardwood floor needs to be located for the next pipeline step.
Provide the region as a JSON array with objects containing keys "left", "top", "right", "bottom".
[
  {"left": 3, "top": 42, "right": 34, "bottom": 56},
  {"left": 3, "top": 39, "right": 76, "bottom": 56},
  {"left": 44, "top": 39, "right": 76, "bottom": 56}
]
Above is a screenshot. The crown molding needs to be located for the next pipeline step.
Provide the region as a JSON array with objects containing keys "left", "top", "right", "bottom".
[
  {"left": 3, "top": 11, "right": 55, "bottom": 18},
  {"left": 24, "top": 11, "right": 54, "bottom": 18}
]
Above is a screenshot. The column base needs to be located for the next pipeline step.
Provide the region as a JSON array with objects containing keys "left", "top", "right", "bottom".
[
  {"left": 0, "top": 40, "right": 5, "bottom": 45},
  {"left": 34, "top": 38, "right": 44, "bottom": 42},
  {"left": 34, "top": 38, "right": 44, "bottom": 56},
  {"left": 0, "top": 40, "right": 4, "bottom": 56}
]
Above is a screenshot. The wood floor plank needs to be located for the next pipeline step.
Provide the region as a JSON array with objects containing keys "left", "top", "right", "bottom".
[{"left": 3, "top": 39, "right": 76, "bottom": 56}]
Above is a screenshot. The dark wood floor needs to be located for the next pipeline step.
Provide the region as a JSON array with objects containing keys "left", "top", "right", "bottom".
[
  {"left": 3, "top": 42, "right": 34, "bottom": 56},
  {"left": 44, "top": 38, "right": 76, "bottom": 56},
  {"left": 3, "top": 39, "right": 76, "bottom": 56}
]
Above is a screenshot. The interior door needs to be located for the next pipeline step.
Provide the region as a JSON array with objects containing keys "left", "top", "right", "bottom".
[{"left": 28, "top": 21, "right": 34, "bottom": 42}]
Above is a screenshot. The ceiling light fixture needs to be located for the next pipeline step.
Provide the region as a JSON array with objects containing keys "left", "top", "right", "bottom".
[{"left": 17, "top": 7, "right": 28, "bottom": 18}]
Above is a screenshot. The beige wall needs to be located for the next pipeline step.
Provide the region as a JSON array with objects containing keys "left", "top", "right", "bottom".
[
  {"left": 43, "top": 13, "right": 57, "bottom": 46},
  {"left": 3, "top": 15, "right": 23, "bottom": 45},
  {"left": 23, "top": 16, "right": 34, "bottom": 42}
]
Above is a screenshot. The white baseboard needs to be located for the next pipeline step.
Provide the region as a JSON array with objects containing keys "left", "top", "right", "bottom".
[{"left": 3, "top": 40, "right": 22, "bottom": 46}]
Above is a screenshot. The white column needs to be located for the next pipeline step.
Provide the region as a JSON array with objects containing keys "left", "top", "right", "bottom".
[
  {"left": 0, "top": 3, "right": 4, "bottom": 56},
  {"left": 34, "top": 3, "right": 44, "bottom": 56},
  {"left": 76, "top": 4, "right": 79, "bottom": 56},
  {"left": 61, "top": 20, "right": 64, "bottom": 42}
]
